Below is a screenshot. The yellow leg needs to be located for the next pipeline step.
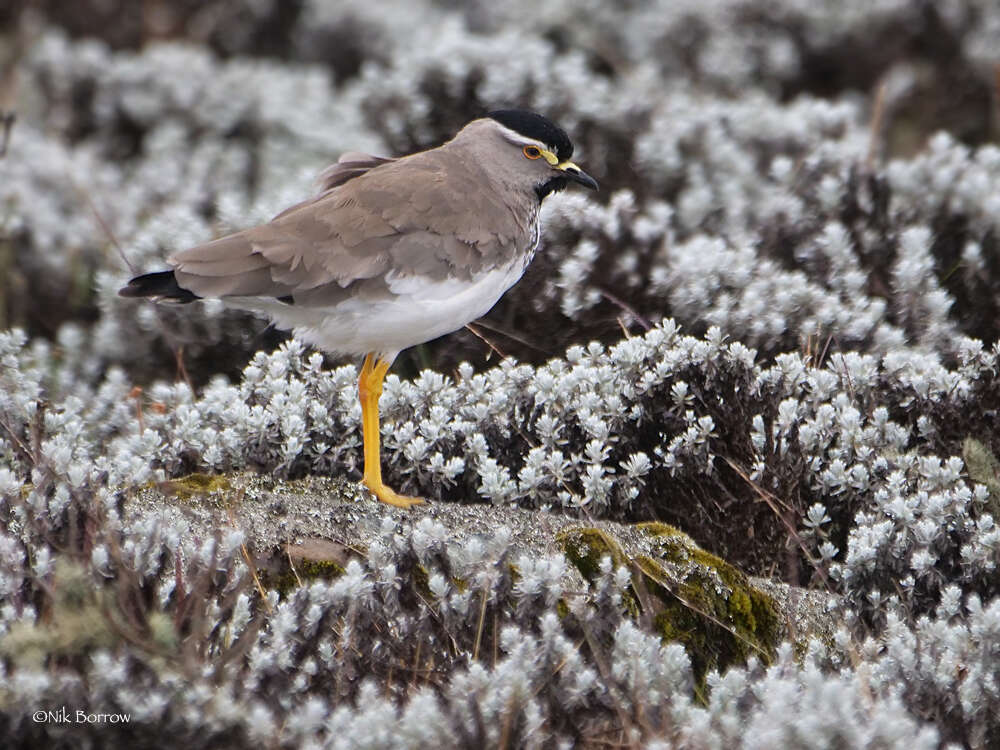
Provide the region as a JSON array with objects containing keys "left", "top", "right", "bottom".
[{"left": 358, "top": 353, "right": 425, "bottom": 508}]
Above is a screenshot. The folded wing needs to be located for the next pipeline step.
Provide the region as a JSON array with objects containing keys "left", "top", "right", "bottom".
[{"left": 165, "top": 148, "right": 526, "bottom": 305}]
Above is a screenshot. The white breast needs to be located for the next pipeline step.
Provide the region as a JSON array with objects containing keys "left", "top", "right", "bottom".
[{"left": 227, "top": 257, "right": 531, "bottom": 360}]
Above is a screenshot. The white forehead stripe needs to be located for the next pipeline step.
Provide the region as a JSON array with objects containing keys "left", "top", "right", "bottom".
[{"left": 489, "top": 121, "right": 559, "bottom": 160}]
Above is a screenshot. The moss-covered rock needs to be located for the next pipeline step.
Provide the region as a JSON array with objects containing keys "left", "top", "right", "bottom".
[
  {"left": 559, "top": 521, "right": 781, "bottom": 687},
  {"left": 555, "top": 526, "right": 628, "bottom": 580},
  {"left": 258, "top": 538, "right": 354, "bottom": 597},
  {"left": 635, "top": 522, "right": 780, "bottom": 682},
  {"left": 157, "top": 472, "right": 235, "bottom": 504},
  {"left": 123, "top": 474, "right": 823, "bottom": 656}
]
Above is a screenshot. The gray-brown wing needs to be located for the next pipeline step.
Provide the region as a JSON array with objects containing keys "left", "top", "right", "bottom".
[
  {"left": 378, "top": 151, "right": 531, "bottom": 266},
  {"left": 169, "top": 148, "right": 529, "bottom": 302},
  {"left": 169, "top": 196, "right": 399, "bottom": 299},
  {"left": 315, "top": 152, "right": 395, "bottom": 193},
  {"left": 169, "top": 151, "right": 397, "bottom": 298}
]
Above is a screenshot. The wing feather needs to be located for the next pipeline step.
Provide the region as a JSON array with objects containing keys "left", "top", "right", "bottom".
[{"left": 167, "top": 146, "right": 528, "bottom": 305}]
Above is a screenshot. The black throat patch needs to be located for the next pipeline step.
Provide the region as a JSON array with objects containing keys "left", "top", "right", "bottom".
[{"left": 535, "top": 176, "right": 569, "bottom": 202}]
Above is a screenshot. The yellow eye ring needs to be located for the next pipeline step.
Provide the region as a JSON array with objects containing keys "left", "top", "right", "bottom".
[{"left": 523, "top": 145, "right": 542, "bottom": 160}]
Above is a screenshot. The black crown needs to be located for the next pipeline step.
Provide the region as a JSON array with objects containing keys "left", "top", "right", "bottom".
[{"left": 487, "top": 109, "right": 574, "bottom": 162}]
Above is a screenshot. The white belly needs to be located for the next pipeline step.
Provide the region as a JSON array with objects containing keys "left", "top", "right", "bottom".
[{"left": 228, "top": 258, "right": 529, "bottom": 360}]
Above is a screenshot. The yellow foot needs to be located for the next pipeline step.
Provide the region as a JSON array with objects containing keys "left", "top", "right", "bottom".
[{"left": 362, "top": 479, "right": 425, "bottom": 509}]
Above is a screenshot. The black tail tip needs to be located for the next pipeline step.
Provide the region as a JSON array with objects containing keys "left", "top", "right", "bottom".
[{"left": 119, "top": 270, "right": 199, "bottom": 303}]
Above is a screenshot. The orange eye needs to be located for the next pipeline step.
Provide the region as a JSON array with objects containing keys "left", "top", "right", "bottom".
[{"left": 523, "top": 145, "right": 542, "bottom": 159}]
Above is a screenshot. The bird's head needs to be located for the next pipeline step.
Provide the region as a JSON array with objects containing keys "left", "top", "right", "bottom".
[{"left": 454, "top": 109, "right": 598, "bottom": 202}]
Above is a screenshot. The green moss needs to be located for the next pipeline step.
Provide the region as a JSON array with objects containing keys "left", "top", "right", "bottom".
[
  {"left": 296, "top": 559, "right": 346, "bottom": 580},
  {"left": 559, "top": 522, "right": 781, "bottom": 691},
  {"left": 557, "top": 526, "right": 640, "bottom": 618},
  {"left": 161, "top": 472, "right": 233, "bottom": 498},
  {"left": 635, "top": 524, "right": 779, "bottom": 684},
  {"left": 263, "top": 556, "right": 346, "bottom": 598},
  {"left": 556, "top": 599, "right": 570, "bottom": 619},
  {"left": 158, "top": 473, "right": 235, "bottom": 505},
  {"left": 634, "top": 521, "right": 686, "bottom": 538},
  {"left": 635, "top": 521, "right": 694, "bottom": 565},
  {"left": 556, "top": 527, "right": 628, "bottom": 581}
]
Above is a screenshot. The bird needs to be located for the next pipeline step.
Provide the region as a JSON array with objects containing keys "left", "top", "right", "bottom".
[{"left": 119, "top": 109, "right": 598, "bottom": 508}]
